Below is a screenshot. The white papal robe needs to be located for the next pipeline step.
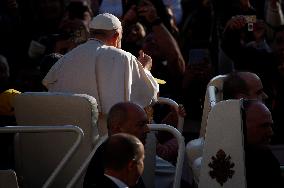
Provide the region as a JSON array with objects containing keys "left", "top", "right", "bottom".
[{"left": 43, "top": 39, "right": 159, "bottom": 135}]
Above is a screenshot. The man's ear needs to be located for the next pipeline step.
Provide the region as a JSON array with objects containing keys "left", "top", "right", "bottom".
[
  {"left": 113, "top": 32, "right": 120, "bottom": 47},
  {"left": 106, "top": 32, "right": 119, "bottom": 47},
  {"left": 127, "top": 160, "right": 136, "bottom": 171},
  {"left": 113, "top": 31, "right": 119, "bottom": 39}
]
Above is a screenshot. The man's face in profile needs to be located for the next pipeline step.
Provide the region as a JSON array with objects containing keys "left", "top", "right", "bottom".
[
  {"left": 119, "top": 107, "right": 150, "bottom": 145},
  {"left": 129, "top": 143, "right": 145, "bottom": 186},
  {"left": 246, "top": 102, "right": 274, "bottom": 146}
]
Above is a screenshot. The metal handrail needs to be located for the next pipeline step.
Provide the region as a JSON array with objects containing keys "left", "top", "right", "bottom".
[
  {"left": 0, "top": 125, "right": 84, "bottom": 188},
  {"left": 67, "top": 135, "right": 107, "bottom": 188},
  {"left": 68, "top": 124, "right": 185, "bottom": 188},
  {"left": 157, "top": 97, "right": 185, "bottom": 133},
  {"left": 149, "top": 124, "right": 185, "bottom": 188},
  {"left": 208, "top": 85, "right": 217, "bottom": 108}
]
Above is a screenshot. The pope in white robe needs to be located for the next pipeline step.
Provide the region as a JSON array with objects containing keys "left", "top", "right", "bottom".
[{"left": 42, "top": 13, "right": 159, "bottom": 135}]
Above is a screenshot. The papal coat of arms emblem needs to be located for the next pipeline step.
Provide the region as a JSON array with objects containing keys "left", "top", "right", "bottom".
[{"left": 208, "top": 149, "right": 235, "bottom": 186}]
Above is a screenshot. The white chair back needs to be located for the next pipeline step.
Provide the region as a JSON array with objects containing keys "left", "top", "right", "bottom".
[
  {"left": 13, "top": 92, "right": 99, "bottom": 188},
  {"left": 186, "top": 75, "right": 226, "bottom": 183},
  {"left": 198, "top": 100, "right": 246, "bottom": 188},
  {"left": 200, "top": 75, "right": 227, "bottom": 137}
]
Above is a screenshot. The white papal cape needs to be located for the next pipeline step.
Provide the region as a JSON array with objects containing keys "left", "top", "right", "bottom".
[{"left": 43, "top": 39, "right": 159, "bottom": 135}]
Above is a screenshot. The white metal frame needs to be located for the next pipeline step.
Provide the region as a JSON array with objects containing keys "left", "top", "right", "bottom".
[
  {"left": 67, "top": 135, "right": 107, "bottom": 188},
  {"left": 0, "top": 125, "right": 83, "bottom": 188},
  {"left": 149, "top": 124, "right": 185, "bottom": 188},
  {"left": 157, "top": 97, "right": 184, "bottom": 133},
  {"left": 68, "top": 124, "right": 185, "bottom": 188}
]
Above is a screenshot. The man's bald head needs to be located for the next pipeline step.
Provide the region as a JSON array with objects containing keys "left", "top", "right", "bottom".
[
  {"left": 223, "top": 71, "right": 268, "bottom": 101},
  {"left": 104, "top": 133, "right": 144, "bottom": 171},
  {"left": 104, "top": 133, "right": 145, "bottom": 186},
  {"left": 243, "top": 100, "right": 274, "bottom": 146},
  {"left": 107, "top": 102, "right": 150, "bottom": 144}
]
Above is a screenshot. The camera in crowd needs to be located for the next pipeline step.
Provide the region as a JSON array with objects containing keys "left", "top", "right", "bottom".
[{"left": 243, "top": 15, "right": 256, "bottom": 32}]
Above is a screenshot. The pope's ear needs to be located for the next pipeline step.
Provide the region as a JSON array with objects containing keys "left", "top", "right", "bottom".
[
  {"left": 111, "top": 31, "right": 119, "bottom": 41},
  {"left": 111, "top": 31, "right": 120, "bottom": 47},
  {"left": 113, "top": 31, "right": 119, "bottom": 38}
]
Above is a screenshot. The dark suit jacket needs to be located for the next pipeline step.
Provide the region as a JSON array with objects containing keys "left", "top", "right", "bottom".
[
  {"left": 83, "top": 142, "right": 105, "bottom": 188},
  {"left": 245, "top": 145, "right": 284, "bottom": 188},
  {"left": 92, "top": 175, "right": 119, "bottom": 188}
]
